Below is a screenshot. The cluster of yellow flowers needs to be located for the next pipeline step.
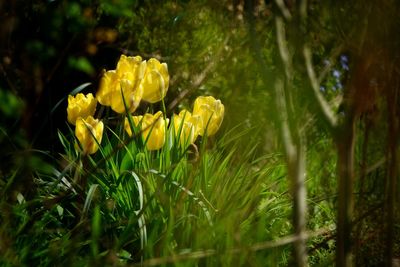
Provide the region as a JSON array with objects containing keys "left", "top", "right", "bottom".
[
  {"left": 66, "top": 54, "right": 224, "bottom": 155},
  {"left": 171, "top": 96, "right": 224, "bottom": 148},
  {"left": 67, "top": 93, "right": 103, "bottom": 155}
]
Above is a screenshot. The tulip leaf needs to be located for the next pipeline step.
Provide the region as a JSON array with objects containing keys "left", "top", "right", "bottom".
[{"left": 82, "top": 184, "right": 99, "bottom": 218}]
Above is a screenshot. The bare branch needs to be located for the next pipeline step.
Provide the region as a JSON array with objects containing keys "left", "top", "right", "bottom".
[
  {"left": 303, "top": 46, "right": 338, "bottom": 129},
  {"left": 167, "top": 36, "right": 230, "bottom": 112},
  {"left": 274, "top": 77, "right": 296, "bottom": 159},
  {"left": 275, "top": 0, "right": 292, "bottom": 21},
  {"left": 275, "top": 15, "right": 308, "bottom": 267},
  {"left": 276, "top": 16, "right": 293, "bottom": 83}
]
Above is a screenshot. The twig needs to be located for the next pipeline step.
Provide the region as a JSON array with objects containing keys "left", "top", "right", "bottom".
[
  {"left": 303, "top": 46, "right": 338, "bottom": 129},
  {"left": 275, "top": 15, "right": 308, "bottom": 267},
  {"left": 167, "top": 35, "right": 230, "bottom": 112},
  {"left": 275, "top": 0, "right": 292, "bottom": 21}
]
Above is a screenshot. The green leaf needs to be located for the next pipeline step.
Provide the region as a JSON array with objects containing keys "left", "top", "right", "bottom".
[{"left": 68, "top": 57, "right": 95, "bottom": 75}]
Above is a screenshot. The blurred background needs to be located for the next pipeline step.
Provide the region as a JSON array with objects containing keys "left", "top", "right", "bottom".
[{"left": 1, "top": 0, "right": 400, "bottom": 265}]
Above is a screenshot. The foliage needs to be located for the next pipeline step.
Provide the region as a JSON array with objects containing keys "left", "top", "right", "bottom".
[{"left": 1, "top": 0, "right": 400, "bottom": 266}]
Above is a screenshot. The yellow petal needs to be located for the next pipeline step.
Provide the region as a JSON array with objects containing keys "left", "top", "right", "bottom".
[
  {"left": 75, "top": 116, "right": 103, "bottom": 154},
  {"left": 135, "top": 111, "right": 167, "bottom": 150},
  {"left": 97, "top": 70, "right": 118, "bottom": 106},
  {"left": 141, "top": 70, "right": 166, "bottom": 103},
  {"left": 124, "top": 117, "right": 133, "bottom": 137},
  {"left": 116, "top": 55, "right": 143, "bottom": 77},
  {"left": 97, "top": 55, "right": 148, "bottom": 112},
  {"left": 193, "top": 96, "right": 224, "bottom": 136},
  {"left": 67, "top": 93, "right": 97, "bottom": 125},
  {"left": 173, "top": 109, "right": 200, "bottom": 147},
  {"left": 116, "top": 55, "right": 146, "bottom": 89},
  {"left": 109, "top": 78, "right": 143, "bottom": 114},
  {"left": 141, "top": 58, "right": 169, "bottom": 103},
  {"left": 160, "top": 63, "right": 169, "bottom": 90}
]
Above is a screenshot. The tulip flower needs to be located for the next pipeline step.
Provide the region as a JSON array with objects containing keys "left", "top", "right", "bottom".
[
  {"left": 96, "top": 70, "right": 118, "bottom": 107},
  {"left": 75, "top": 116, "right": 104, "bottom": 155},
  {"left": 140, "top": 58, "right": 169, "bottom": 103},
  {"left": 173, "top": 109, "right": 202, "bottom": 147},
  {"left": 110, "top": 78, "right": 143, "bottom": 114},
  {"left": 125, "top": 111, "right": 168, "bottom": 150},
  {"left": 96, "top": 55, "right": 146, "bottom": 113},
  {"left": 193, "top": 96, "right": 224, "bottom": 136},
  {"left": 67, "top": 93, "right": 97, "bottom": 125}
]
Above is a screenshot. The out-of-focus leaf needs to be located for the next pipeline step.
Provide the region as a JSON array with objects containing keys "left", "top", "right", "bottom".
[
  {"left": 0, "top": 89, "right": 24, "bottom": 118},
  {"left": 68, "top": 57, "right": 95, "bottom": 75}
]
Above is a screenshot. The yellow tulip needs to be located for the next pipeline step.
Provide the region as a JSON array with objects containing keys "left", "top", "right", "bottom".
[
  {"left": 110, "top": 78, "right": 143, "bottom": 114},
  {"left": 173, "top": 109, "right": 202, "bottom": 147},
  {"left": 96, "top": 55, "right": 146, "bottom": 113},
  {"left": 75, "top": 116, "right": 104, "bottom": 155},
  {"left": 67, "top": 93, "right": 97, "bottom": 125},
  {"left": 116, "top": 55, "right": 146, "bottom": 82},
  {"left": 96, "top": 70, "right": 118, "bottom": 107},
  {"left": 125, "top": 111, "right": 168, "bottom": 150},
  {"left": 193, "top": 96, "right": 224, "bottom": 136},
  {"left": 140, "top": 58, "right": 169, "bottom": 103}
]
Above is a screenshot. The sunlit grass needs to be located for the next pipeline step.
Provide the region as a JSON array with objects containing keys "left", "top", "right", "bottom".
[
  {"left": 0, "top": 63, "right": 340, "bottom": 266},
  {"left": 1, "top": 110, "right": 309, "bottom": 266},
  {"left": 0, "top": 109, "right": 339, "bottom": 266}
]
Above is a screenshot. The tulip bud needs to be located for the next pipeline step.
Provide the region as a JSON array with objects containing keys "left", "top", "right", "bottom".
[
  {"left": 125, "top": 111, "right": 168, "bottom": 150},
  {"left": 173, "top": 109, "right": 201, "bottom": 147},
  {"left": 67, "top": 93, "right": 97, "bottom": 125},
  {"left": 75, "top": 116, "right": 104, "bottom": 155},
  {"left": 193, "top": 96, "right": 224, "bottom": 136},
  {"left": 140, "top": 58, "right": 169, "bottom": 103}
]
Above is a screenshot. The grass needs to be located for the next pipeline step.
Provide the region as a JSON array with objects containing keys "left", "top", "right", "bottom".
[
  {"left": 0, "top": 85, "right": 339, "bottom": 267},
  {"left": 0, "top": 115, "right": 338, "bottom": 266}
]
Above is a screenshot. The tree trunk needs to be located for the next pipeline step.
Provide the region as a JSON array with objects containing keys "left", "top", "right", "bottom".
[
  {"left": 336, "top": 114, "right": 356, "bottom": 267},
  {"left": 288, "top": 142, "right": 307, "bottom": 267}
]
